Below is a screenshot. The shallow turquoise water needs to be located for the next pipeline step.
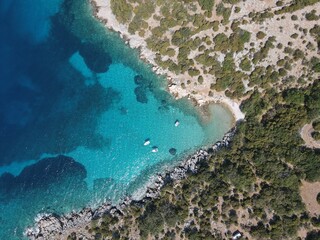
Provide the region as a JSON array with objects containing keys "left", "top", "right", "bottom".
[{"left": 0, "top": 0, "right": 233, "bottom": 238}]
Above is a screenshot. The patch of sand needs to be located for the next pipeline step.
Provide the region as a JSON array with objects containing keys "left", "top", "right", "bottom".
[{"left": 300, "top": 180, "right": 320, "bottom": 216}]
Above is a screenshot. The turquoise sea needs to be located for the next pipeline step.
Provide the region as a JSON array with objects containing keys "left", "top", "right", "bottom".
[{"left": 0, "top": 0, "right": 233, "bottom": 238}]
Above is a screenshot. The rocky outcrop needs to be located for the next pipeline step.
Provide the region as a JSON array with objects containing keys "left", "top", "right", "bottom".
[{"left": 25, "top": 126, "right": 237, "bottom": 239}]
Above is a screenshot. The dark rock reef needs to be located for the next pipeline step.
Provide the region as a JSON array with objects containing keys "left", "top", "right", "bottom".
[{"left": 0, "top": 155, "right": 86, "bottom": 196}]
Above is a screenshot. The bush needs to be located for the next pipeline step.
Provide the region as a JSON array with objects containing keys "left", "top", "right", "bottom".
[
  {"left": 213, "top": 33, "right": 229, "bottom": 52},
  {"left": 197, "top": 0, "right": 215, "bottom": 12},
  {"left": 277, "top": 59, "right": 285, "bottom": 66},
  {"left": 305, "top": 10, "right": 319, "bottom": 21},
  {"left": 110, "top": 0, "right": 133, "bottom": 23},
  {"left": 198, "top": 76, "right": 204, "bottom": 84},
  {"left": 234, "top": 6, "right": 241, "bottom": 13},
  {"left": 276, "top": 1, "right": 284, "bottom": 6},
  {"left": 311, "top": 131, "right": 320, "bottom": 141},
  {"left": 240, "top": 58, "right": 252, "bottom": 71},
  {"left": 188, "top": 68, "right": 200, "bottom": 76},
  {"left": 216, "top": 3, "right": 231, "bottom": 24},
  {"left": 256, "top": 31, "right": 266, "bottom": 39},
  {"left": 172, "top": 27, "right": 192, "bottom": 46},
  {"left": 312, "top": 119, "right": 320, "bottom": 131},
  {"left": 293, "top": 49, "right": 304, "bottom": 60},
  {"left": 291, "top": 15, "right": 298, "bottom": 20},
  {"left": 230, "top": 28, "right": 251, "bottom": 52}
]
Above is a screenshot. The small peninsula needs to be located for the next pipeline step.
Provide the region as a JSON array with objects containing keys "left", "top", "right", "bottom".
[{"left": 26, "top": 0, "right": 320, "bottom": 239}]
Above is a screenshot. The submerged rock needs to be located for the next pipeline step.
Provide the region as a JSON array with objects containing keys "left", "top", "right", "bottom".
[
  {"left": 169, "top": 148, "right": 177, "bottom": 155},
  {"left": 119, "top": 106, "right": 128, "bottom": 115},
  {"left": 134, "top": 74, "right": 144, "bottom": 85},
  {"left": 0, "top": 155, "right": 87, "bottom": 193},
  {"left": 134, "top": 86, "right": 148, "bottom": 104}
]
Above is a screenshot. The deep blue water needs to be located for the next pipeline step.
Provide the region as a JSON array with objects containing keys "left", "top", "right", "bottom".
[{"left": 0, "top": 0, "right": 233, "bottom": 238}]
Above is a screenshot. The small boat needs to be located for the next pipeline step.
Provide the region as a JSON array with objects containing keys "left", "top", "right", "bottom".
[
  {"left": 144, "top": 139, "right": 151, "bottom": 146},
  {"left": 174, "top": 120, "right": 180, "bottom": 127},
  {"left": 151, "top": 146, "right": 158, "bottom": 152}
]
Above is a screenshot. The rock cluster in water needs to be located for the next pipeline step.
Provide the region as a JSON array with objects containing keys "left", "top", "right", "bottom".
[
  {"left": 133, "top": 74, "right": 153, "bottom": 104},
  {"left": 169, "top": 148, "right": 177, "bottom": 155},
  {"left": 25, "top": 127, "right": 236, "bottom": 239}
]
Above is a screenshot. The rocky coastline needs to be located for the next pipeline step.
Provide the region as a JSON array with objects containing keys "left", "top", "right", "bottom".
[
  {"left": 25, "top": 125, "right": 238, "bottom": 239},
  {"left": 89, "top": 0, "right": 245, "bottom": 122}
]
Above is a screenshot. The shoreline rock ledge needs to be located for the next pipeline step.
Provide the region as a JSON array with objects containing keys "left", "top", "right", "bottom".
[{"left": 25, "top": 126, "right": 237, "bottom": 239}]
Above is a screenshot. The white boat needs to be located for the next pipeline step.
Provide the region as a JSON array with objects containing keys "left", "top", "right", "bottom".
[
  {"left": 144, "top": 139, "right": 150, "bottom": 146},
  {"left": 175, "top": 120, "right": 180, "bottom": 127},
  {"left": 151, "top": 146, "right": 158, "bottom": 152}
]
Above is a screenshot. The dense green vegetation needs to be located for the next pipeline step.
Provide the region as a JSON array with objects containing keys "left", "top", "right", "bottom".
[{"left": 275, "top": 0, "right": 320, "bottom": 15}]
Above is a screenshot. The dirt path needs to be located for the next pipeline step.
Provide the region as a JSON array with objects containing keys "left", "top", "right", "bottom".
[{"left": 300, "top": 124, "right": 320, "bottom": 149}]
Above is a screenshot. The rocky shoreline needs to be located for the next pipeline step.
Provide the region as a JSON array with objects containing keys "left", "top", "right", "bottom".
[{"left": 25, "top": 125, "right": 238, "bottom": 239}]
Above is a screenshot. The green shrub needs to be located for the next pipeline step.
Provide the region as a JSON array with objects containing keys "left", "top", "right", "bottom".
[
  {"left": 198, "top": 76, "right": 204, "bottom": 84},
  {"left": 279, "top": 68, "right": 287, "bottom": 76},
  {"left": 229, "top": 28, "right": 251, "bottom": 52},
  {"left": 110, "top": 0, "right": 133, "bottom": 23},
  {"left": 313, "top": 119, "right": 320, "bottom": 131},
  {"left": 240, "top": 58, "right": 252, "bottom": 71},
  {"left": 234, "top": 6, "right": 241, "bottom": 13},
  {"left": 172, "top": 27, "right": 192, "bottom": 46},
  {"left": 306, "top": 10, "right": 319, "bottom": 21},
  {"left": 213, "top": 33, "right": 229, "bottom": 52},
  {"left": 197, "top": 0, "right": 215, "bottom": 12},
  {"left": 166, "top": 48, "right": 176, "bottom": 57},
  {"left": 276, "top": 1, "right": 284, "bottom": 6},
  {"left": 256, "top": 31, "right": 266, "bottom": 39},
  {"left": 313, "top": 63, "right": 320, "bottom": 72},
  {"left": 212, "top": 21, "right": 219, "bottom": 32},
  {"left": 277, "top": 59, "right": 285, "bottom": 66},
  {"left": 310, "top": 25, "right": 320, "bottom": 44},
  {"left": 293, "top": 49, "right": 304, "bottom": 60},
  {"left": 188, "top": 68, "right": 200, "bottom": 76},
  {"left": 312, "top": 131, "right": 320, "bottom": 141},
  {"left": 291, "top": 15, "right": 298, "bottom": 20},
  {"left": 216, "top": 3, "right": 231, "bottom": 24}
]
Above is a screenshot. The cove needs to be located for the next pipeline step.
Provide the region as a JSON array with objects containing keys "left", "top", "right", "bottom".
[{"left": 0, "top": 0, "right": 233, "bottom": 239}]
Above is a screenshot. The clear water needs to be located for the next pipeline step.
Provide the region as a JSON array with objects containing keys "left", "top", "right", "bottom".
[{"left": 0, "top": 0, "right": 234, "bottom": 238}]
